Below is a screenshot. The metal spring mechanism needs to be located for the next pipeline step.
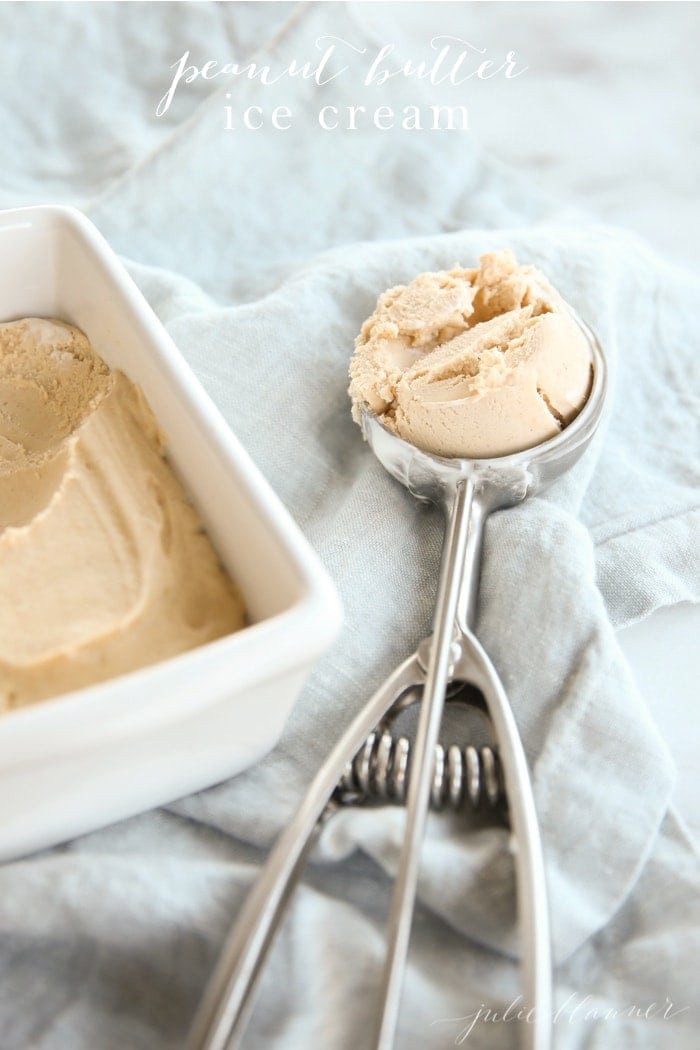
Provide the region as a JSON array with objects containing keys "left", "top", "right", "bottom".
[{"left": 336, "top": 728, "right": 503, "bottom": 811}]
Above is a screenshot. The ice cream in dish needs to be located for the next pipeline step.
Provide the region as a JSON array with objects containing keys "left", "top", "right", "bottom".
[
  {"left": 0, "top": 318, "right": 245, "bottom": 711},
  {"left": 349, "top": 250, "right": 593, "bottom": 458}
]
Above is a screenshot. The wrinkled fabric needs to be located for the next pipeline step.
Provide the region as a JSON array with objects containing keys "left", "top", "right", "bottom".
[{"left": 0, "top": 3, "right": 698, "bottom": 1049}]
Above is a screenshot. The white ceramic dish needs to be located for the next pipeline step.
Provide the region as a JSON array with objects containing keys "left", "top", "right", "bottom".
[{"left": 0, "top": 205, "right": 342, "bottom": 861}]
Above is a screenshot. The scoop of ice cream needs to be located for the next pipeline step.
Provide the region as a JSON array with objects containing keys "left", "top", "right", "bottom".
[
  {"left": 0, "top": 318, "right": 245, "bottom": 711},
  {"left": 349, "top": 250, "right": 592, "bottom": 458}
]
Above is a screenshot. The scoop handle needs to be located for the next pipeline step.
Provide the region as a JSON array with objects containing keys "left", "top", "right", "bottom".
[
  {"left": 453, "top": 491, "right": 552, "bottom": 1050},
  {"left": 374, "top": 477, "right": 476, "bottom": 1049},
  {"left": 187, "top": 654, "right": 425, "bottom": 1050}
]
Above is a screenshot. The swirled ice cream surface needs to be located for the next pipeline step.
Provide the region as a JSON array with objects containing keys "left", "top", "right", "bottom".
[{"left": 0, "top": 318, "right": 245, "bottom": 711}]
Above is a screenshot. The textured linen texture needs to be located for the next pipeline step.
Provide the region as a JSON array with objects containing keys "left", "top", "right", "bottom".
[{"left": 0, "top": 3, "right": 698, "bottom": 1049}]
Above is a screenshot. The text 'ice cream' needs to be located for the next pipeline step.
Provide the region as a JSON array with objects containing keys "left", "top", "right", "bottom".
[
  {"left": 0, "top": 318, "right": 245, "bottom": 711},
  {"left": 349, "top": 250, "right": 592, "bottom": 458}
]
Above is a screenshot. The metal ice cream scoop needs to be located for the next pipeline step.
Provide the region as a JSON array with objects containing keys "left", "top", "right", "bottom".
[{"left": 189, "top": 312, "right": 607, "bottom": 1050}]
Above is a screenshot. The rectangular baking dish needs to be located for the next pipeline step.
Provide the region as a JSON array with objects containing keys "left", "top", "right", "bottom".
[{"left": 0, "top": 205, "right": 341, "bottom": 861}]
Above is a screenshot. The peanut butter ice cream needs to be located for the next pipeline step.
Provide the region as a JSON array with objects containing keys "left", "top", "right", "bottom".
[
  {"left": 0, "top": 318, "right": 245, "bottom": 711},
  {"left": 349, "top": 250, "right": 592, "bottom": 458}
]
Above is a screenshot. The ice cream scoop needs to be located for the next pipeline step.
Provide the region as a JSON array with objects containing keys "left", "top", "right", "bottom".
[
  {"left": 188, "top": 280, "right": 606, "bottom": 1050},
  {"left": 354, "top": 307, "right": 607, "bottom": 1050},
  {"left": 349, "top": 250, "right": 593, "bottom": 458}
]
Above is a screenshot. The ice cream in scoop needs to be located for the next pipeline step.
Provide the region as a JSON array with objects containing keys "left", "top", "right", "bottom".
[
  {"left": 349, "top": 250, "right": 592, "bottom": 458},
  {"left": 0, "top": 318, "right": 245, "bottom": 711}
]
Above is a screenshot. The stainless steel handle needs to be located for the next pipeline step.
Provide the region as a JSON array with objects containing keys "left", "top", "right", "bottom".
[
  {"left": 451, "top": 488, "right": 552, "bottom": 1050},
  {"left": 374, "top": 477, "right": 475, "bottom": 1049},
  {"left": 453, "top": 633, "right": 552, "bottom": 1050},
  {"left": 190, "top": 484, "right": 551, "bottom": 1050},
  {"left": 188, "top": 655, "right": 424, "bottom": 1050}
]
